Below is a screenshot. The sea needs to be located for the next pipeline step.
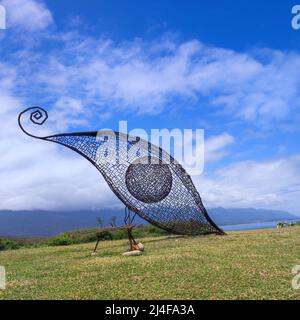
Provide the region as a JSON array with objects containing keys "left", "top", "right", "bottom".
[{"left": 221, "top": 219, "right": 300, "bottom": 231}]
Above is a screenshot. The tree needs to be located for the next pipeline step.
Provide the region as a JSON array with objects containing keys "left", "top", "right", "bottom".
[
  {"left": 110, "top": 216, "right": 117, "bottom": 227},
  {"left": 97, "top": 215, "right": 104, "bottom": 228}
]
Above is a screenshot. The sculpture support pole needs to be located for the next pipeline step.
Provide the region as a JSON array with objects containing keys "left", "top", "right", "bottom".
[
  {"left": 93, "top": 239, "right": 100, "bottom": 253},
  {"left": 127, "top": 228, "right": 138, "bottom": 251},
  {"left": 125, "top": 207, "right": 138, "bottom": 250}
]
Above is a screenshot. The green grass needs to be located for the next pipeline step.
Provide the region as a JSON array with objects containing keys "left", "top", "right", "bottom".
[
  {"left": 0, "top": 224, "right": 168, "bottom": 251},
  {"left": 0, "top": 227, "right": 300, "bottom": 300},
  {"left": 47, "top": 224, "right": 168, "bottom": 246}
]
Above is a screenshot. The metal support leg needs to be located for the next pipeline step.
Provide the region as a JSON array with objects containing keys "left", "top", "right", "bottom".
[
  {"left": 93, "top": 237, "right": 100, "bottom": 253},
  {"left": 127, "top": 229, "right": 137, "bottom": 251}
]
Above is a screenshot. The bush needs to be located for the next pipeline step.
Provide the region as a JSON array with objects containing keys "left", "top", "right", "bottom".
[
  {"left": 133, "top": 224, "right": 168, "bottom": 238},
  {"left": 48, "top": 236, "right": 72, "bottom": 246},
  {"left": 0, "top": 239, "right": 21, "bottom": 251},
  {"left": 96, "top": 231, "right": 113, "bottom": 241},
  {"left": 277, "top": 221, "right": 300, "bottom": 228}
]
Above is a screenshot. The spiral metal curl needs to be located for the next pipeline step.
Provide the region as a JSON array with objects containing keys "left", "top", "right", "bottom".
[{"left": 30, "top": 109, "right": 48, "bottom": 125}]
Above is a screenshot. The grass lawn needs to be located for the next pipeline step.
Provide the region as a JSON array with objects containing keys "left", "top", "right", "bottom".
[{"left": 0, "top": 227, "right": 300, "bottom": 300}]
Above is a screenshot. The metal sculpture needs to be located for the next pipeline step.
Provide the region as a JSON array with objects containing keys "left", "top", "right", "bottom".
[{"left": 18, "top": 107, "right": 225, "bottom": 236}]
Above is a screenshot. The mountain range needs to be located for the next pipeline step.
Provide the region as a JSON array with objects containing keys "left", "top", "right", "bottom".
[{"left": 0, "top": 207, "right": 297, "bottom": 237}]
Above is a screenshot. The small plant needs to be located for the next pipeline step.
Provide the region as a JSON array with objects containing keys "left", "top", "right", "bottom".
[{"left": 48, "top": 236, "right": 72, "bottom": 246}]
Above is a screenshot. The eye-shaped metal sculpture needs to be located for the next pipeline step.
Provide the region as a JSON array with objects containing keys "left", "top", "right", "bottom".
[{"left": 18, "top": 107, "right": 224, "bottom": 236}]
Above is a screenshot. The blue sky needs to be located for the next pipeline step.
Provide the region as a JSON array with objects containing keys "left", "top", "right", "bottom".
[
  {"left": 0, "top": 0, "right": 300, "bottom": 214},
  {"left": 47, "top": 0, "right": 297, "bottom": 50}
]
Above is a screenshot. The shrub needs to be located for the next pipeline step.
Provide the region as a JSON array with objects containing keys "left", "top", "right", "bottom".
[
  {"left": 0, "top": 239, "right": 21, "bottom": 251},
  {"left": 48, "top": 236, "right": 72, "bottom": 246}
]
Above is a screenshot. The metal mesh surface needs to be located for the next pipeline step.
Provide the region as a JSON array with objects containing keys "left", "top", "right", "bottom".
[{"left": 19, "top": 107, "right": 224, "bottom": 235}]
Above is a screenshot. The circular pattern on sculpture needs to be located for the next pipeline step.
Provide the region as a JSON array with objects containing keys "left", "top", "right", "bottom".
[{"left": 125, "top": 157, "right": 172, "bottom": 204}]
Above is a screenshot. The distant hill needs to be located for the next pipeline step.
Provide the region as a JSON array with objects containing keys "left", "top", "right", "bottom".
[
  {"left": 0, "top": 209, "right": 131, "bottom": 237},
  {"left": 0, "top": 208, "right": 297, "bottom": 237}
]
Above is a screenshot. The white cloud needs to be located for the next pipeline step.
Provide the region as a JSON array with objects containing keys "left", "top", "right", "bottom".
[
  {"left": 0, "top": 144, "right": 117, "bottom": 211},
  {"left": 196, "top": 155, "right": 300, "bottom": 214},
  {"left": 8, "top": 35, "right": 296, "bottom": 130},
  {"left": 0, "top": 2, "right": 299, "bottom": 213},
  {"left": 205, "top": 133, "right": 235, "bottom": 163},
  {"left": 52, "top": 97, "right": 87, "bottom": 130},
  {"left": 1, "top": 0, "right": 53, "bottom": 31},
  {"left": 175, "top": 131, "right": 235, "bottom": 175},
  {"left": 0, "top": 57, "right": 115, "bottom": 210}
]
